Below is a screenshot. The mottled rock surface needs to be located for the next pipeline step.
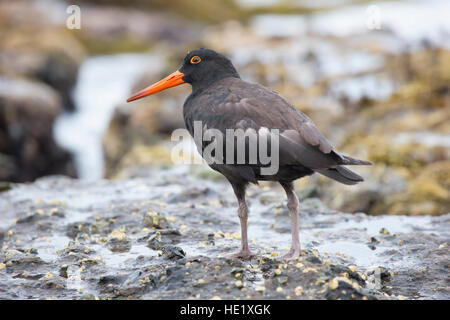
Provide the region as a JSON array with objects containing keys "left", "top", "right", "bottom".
[{"left": 0, "top": 167, "right": 448, "bottom": 300}]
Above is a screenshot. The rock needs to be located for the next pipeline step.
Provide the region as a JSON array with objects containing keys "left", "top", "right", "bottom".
[
  {"left": 0, "top": 181, "right": 12, "bottom": 192},
  {"left": 143, "top": 212, "right": 170, "bottom": 229},
  {"left": 319, "top": 160, "right": 450, "bottom": 216},
  {"left": 0, "top": 0, "right": 85, "bottom": 183},
  {"left": 107, "top": 238, "right": 131, "bottom": 253},
  {"left": 0, "top": 1, "right": 86, "bottom": 111},
  {"left": 0, "top": 77, "right": 77, "bottom": 182},
  {"left": 325, "top": 277, "right": 373, "bottom": 300},
  {"left": 0, "top": 168, "right": 448, "bottom": 299},
  {"left": 161, "top": 245, "right": 185, "bottom": 260},
  {"left": 318, "top": 165, "right": 406, "bottom": 214}
]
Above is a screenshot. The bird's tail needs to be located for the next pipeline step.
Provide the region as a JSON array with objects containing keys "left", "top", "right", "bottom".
[
  {"left": 316, "top": 166, "right": 365, "bottom": 185},
  {"left": 341, "top": 155, "right": 372, "bottom": 165}
]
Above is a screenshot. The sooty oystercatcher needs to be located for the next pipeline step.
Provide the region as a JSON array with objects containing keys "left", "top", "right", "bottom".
[{"left": 127, "top": 48, "right": 371, "bottom": 259}]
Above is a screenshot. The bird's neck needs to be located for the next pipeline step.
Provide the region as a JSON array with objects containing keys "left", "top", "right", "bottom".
[{"left": 191, "top": 73, "right": 240, "bottom": 95}]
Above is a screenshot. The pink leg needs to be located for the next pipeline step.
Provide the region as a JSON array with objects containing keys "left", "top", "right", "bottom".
[
  {"left": 229, "top": 183, "right": 254, "bottom": 259},
  {"left": 280, "top": 182, "right": 301, "bottom": 259}
]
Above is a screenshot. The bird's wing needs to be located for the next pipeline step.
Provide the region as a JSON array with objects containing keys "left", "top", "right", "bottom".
[{"left": 191, "top": 78, "right": 344, "bottom": 170}]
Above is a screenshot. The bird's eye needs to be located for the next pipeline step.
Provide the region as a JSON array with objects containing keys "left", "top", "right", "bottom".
[{"left": 190, "top": 56, "right": 201, "bottom": 64}]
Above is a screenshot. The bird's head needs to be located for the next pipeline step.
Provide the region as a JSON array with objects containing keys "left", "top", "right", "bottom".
[{"left": 126, "top": 48, "right": 239, "bottom": 102}]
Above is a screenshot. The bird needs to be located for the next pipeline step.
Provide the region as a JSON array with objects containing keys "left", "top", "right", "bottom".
[{"left": 127, "top": 48, "right": 371, "bottom": 260}]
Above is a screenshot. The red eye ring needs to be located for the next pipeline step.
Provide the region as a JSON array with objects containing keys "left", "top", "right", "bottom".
[{"left": 190, "top": 56, "right": 201, "bottom": 64}]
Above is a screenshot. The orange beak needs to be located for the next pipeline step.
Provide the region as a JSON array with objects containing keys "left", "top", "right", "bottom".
[{"left": 126, "top": 70, "right": 185, "bottom": 102}]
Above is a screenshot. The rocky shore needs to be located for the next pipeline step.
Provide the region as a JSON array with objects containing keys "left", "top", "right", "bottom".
[
  {"left": 0, "top": 167, "right": 448, "bottom": 300},
  {"left": 0, "top": 0, "right": 448, "bottom": 300}
]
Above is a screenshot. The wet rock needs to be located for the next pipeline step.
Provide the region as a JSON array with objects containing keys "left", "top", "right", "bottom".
[
  {"left": 207, "top": 233, "right": 215, "bottom": 246},
  {"left": 66, "top": 223, "right": 92, "bottom": 240},
  {"left": 107, "top": 238, "right": 131, "bottom": 253},
  {"left": 146, "top": 229, "right": 181, "bottom": 251},
  {"left": 168, "top": 187, "right": 213, "bottom": 203},
  {"left": 0, "top": 169, "right": 448, "bottom": 299},
  {"left": 1, "top": 249, "right": 46, "bottom": 273},
  {"left": 59, "top": 265, "right": 68, "bottom": 279},
  {"left": 147, "top": 237, "right": 163, "bottom": 251},
  {"left": 12, "top": 272, "right": 44, "bottom": 281},
  {"left": 325, "top": 277, "right": 374, "bottom": 300},
  {"left": 158, "top": 229, "right": 181, "bottom": 236},
  {"left": 161, "top": 245, "right": 186, "bottom": 260},
  {"left": 40, "top": 274, "right": 66, "bottom": 290},
  {"left": 306, "top": 256, "right": 322, "bottom": 264},
  {"left": 143, "top": 211, "right": 170, "bottom": 230},
  {"left": 59, "top": 242, "right": 93, "bottom": 264},
  {"left": 99, "top": 274, "right": 124, "bottom": 286},
  {"left": 0, "top": 76, "right": 77, "bottom": 182}
]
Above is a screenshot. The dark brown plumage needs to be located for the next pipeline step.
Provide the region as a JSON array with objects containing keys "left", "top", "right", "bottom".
[{"left": 127, "top": 48, "right": 371, "bottom": 259}]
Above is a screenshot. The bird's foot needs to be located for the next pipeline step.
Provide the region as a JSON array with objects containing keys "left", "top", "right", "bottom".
[
  {"left": 280, "top": 247, "right": 301, "bottom": 260},
  {"left": 228, "top": 249, "right": 255, "bottom": 260}
]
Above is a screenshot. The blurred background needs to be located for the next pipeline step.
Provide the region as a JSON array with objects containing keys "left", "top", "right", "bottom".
[{"left": 0, "top": 0, "right": 448, "bottom": 216}]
